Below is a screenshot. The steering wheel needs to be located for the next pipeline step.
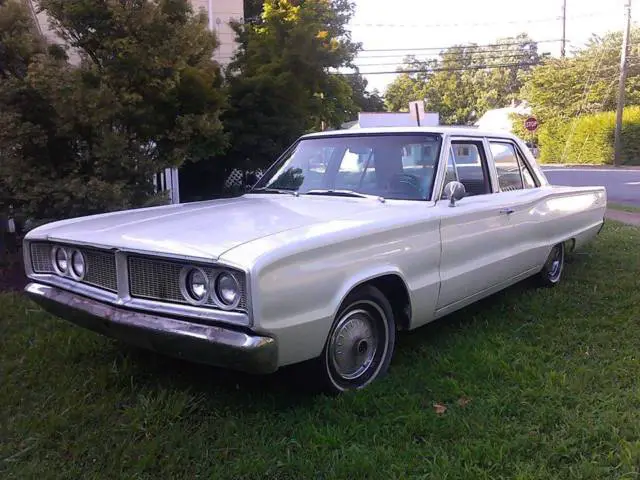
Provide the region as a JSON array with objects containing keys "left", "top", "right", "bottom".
[{"left": 388, "top": 173, "right": 423, "bottom": 198}]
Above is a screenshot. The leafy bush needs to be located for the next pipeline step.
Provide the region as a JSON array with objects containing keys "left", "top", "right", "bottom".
[
  {"left": 536, "top": 107, "right": 640, "bottom": 165},
  {"left": 0, "top": 0, "right": 227, "bottom": 221}
]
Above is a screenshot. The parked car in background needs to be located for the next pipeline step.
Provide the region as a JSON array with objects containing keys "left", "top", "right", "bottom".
[{"left": 23, "top": 127, "right": 606, "bottom": 393}]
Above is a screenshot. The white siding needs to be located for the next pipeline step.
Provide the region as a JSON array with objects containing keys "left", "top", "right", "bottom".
[{"left": 190, "top": 0, "right": 244, "bottom": 65}]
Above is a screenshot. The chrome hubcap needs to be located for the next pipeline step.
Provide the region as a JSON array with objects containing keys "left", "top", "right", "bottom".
[
  {"left": 329, "top": 309, "right": 378, "bottom": 380},
  {"left": 547, "top": 246, "right": 562, "bottom": 280}
]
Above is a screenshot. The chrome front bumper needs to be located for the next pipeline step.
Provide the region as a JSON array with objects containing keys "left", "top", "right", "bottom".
[{"left": 24, "top": 282, "right": 278, "bottom": 374}]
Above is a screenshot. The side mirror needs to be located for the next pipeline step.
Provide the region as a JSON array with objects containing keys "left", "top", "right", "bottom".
[{"left": 443, "top": 181, "right": 466, "bottom": 207}]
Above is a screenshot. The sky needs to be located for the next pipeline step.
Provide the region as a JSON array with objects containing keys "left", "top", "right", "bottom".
[{"left": 348, "top": 0, "right": 630, "bottom": 93}]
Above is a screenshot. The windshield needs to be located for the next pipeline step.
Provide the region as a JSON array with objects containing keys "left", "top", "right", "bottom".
[{"left": 252, "top": 134, "right": 443, "bottom": 201}]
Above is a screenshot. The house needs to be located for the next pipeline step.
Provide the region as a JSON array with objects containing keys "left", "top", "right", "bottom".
[{"left": 474, "top": 100, "right": 532, "bottom": 132}]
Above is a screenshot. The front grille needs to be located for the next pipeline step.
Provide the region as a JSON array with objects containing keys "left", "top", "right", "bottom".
[
  {"left": 128, "top": 255, "right": 247, "bottom": 311},
  {"left": 83, "top": 249, "right": 117, "bottom": 292},
  {"left": 30, "top": 243, "right": 54, "bottom": 273},
  {"left": 30, "top": 242, "right": 246, "bottom": 312},
  {"left": 30, "top": 243, "right": 117, "bottom": 292}
]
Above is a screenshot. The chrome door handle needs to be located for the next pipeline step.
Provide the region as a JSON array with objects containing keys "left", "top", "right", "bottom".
[{"left": 499, "top": 208, "right": 515, "bottom": 215}]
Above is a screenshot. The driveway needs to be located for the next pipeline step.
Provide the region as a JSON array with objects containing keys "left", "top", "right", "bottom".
[{"left": 543, "top": 167, "right": 640, "bottom": 207}]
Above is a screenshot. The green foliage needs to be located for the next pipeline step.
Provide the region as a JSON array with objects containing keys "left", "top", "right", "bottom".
[
  {"left": 0, "top": 0, "right": 46, "bottom": 78},
  {"left": 536, "top": 106, "right": 640, "bottom": 165},
  {"left": 0, "top": 0, "right": 227, "bottom": 219},
  {"left": 521, "top": 30, "right": 640, "bottom": 124},
  {"left": 385, "top": 33, "right": 540, "bottom": 124},
  {"left": 223, "top": 0, "right": 360, "bottom": 171},
  {"left": 346, "top": 72, "right": 385, "bottom": 113},
  {"left": 512, "top": 29, "right": 640, "bottom": 165},
  {"left": 384, "top": 73, "right": 416, "bottom": 112}
]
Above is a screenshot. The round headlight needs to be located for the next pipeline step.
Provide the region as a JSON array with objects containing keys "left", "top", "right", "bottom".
[
  {"left": 180, "top": 267, "right": 209, "bottom": 304},
  {"left": 52, "top": 247, "right": 68, "bottom": 275},
  {"left": 215, "top": 273, "right": 240, "bottom": 308},
  {"left": 70, "top": 250, "right": 86, "bottom": 280}
]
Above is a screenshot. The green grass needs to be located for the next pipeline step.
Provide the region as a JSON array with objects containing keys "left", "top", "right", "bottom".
[
  {"left": 2, "top": 223, "right": 640, "bottom": 479},
  {"left": 609, "top": 202, "right": 640, "bottom": 214}
]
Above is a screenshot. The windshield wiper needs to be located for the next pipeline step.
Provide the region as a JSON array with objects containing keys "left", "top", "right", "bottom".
[
  {"left": 249, "top": 187, "right": 299, "bottom": 196},
  {"left": 303, "top": 189, "right": 376, "bottom": 199}
]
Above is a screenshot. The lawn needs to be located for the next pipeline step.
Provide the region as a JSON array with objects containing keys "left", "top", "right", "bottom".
[
  {"left": 609, "top": 202, "right": 640, "bottom": 214},
  {"left": 2, "top": 222, "right": 640, "bottom": 479}
]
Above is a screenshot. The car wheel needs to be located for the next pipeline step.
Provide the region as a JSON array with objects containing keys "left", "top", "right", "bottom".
[
  {"left": 538, "top": 243, "right": 565, "bottom": 287},
  {"left": 316, "top": 285, "right": 396, "bottom": 394}
]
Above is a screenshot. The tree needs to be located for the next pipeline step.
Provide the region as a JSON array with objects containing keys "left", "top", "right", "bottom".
[
  {"left": 385, "top": 72, "right": 422, "bottom": 112},
  {"left": 0, "top": 0, "right": 228, "bottom": 219},
  {"left": 223, "top": 0, "right": 360, "bottom": 171},
  {"left": 384, "top": 33, "right": 540, "bottom": 124},
  {"left": 520, "top": 30, "right": 640, "bottom": 123},
  {"left": 244, "top": 0, "right": 264, "bottom": 21},
  {"left": 0, "top": 0, "right": 45, "bottom": 79},
  {"left": 346, "top": 72, "right": 385, "bottom": 113}
]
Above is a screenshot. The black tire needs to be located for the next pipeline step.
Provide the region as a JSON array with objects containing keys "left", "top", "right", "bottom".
[
  {"left": 537, "top": 242, "right": 565, "bottom": 287},
  {"left": 310, "top": 285, "right": 396, "bottom": 395}
]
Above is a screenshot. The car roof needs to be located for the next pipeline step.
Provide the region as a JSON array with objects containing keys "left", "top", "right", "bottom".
[{"left": 300, "top": 126, "right": 519, "bottom": 141}]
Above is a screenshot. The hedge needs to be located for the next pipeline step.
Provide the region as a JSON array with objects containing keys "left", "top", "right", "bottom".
[{"left": 538, "top": 106, "right": 640, "bottom": 165}]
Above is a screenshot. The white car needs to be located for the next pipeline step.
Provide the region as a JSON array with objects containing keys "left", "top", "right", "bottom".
[{"left": 23, "top": 127, "right": 606, "bottom": 393}]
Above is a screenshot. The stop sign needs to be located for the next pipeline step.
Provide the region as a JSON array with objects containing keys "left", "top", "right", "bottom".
[{"left": 524, "top": 117, "right": 539, "bottom": 132}]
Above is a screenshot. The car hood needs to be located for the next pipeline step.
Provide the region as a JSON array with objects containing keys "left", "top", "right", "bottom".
[{"left": 28, "top": 195, "right": 385, "bottom": 260}]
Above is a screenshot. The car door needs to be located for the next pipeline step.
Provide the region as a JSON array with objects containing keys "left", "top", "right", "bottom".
[
  {"left": 435, "top": 136, "right": 526, "bottom": 311},
  {"left": 487, "top": 137, "right": 549, "bottom": 273}
]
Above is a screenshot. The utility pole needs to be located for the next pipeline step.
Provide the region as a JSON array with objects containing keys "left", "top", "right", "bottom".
[
  {"left": 561, "top": 0, "right": 567, "bottom": 57},
  {"left": 614, "top": 0, "right": 632, "bottom": 167}
]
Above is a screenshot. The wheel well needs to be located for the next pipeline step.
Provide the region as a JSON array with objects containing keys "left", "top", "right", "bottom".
[
  {"left": 564, "top": 238, "right": 576, "bottom": 253},
  {"left": 363, "top": 274, "right": 412, "bottom": 331}
]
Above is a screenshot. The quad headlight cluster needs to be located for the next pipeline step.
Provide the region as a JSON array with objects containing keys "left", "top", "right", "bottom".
[
  {"left": 179, "top": 266, "right": 242, "bottom": 310},
  {"left": 51, "top": 245, "right": 87, "bottom": 281}
]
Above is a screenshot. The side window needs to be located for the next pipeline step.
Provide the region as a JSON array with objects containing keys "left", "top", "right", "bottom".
[
  {"left": 519, "top": 152, "right": 538, "bottom": 189},
  {"left": 443, "top": 147, "right": 458, "bottom": 185},
  {"left": 442, "top": 141, "right": 492, "bottom": 198},
  {"left": 490, "top": 142, "right": 523, "bottom": 191},
  {"left": 490, "top": 141, "right": 538, "bottom": 191}
]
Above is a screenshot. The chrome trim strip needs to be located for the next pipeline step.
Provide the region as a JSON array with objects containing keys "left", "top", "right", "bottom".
[
  {"left": 28, "top": 274, "right": 251, "bottom": 327},
  {"left": 25, "top": 282, "right": 277, "bottom": 374},
  {"left": 115, "top": 250, "right": 130, "bottom": 303}
]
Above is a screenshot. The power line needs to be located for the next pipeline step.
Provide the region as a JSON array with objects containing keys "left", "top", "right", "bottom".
[
  {"left": 354, "top": 48, "right": 549, "bottom": 61},
  {"left": 336, "top": 62, "right": 543, "bottom": 75},
  {"left": 357, "top": 39, "right": 564, "bottom": 53},
  {"left": 349, "top": 11, "right": 612, "bottom": 29},
  {"left": 213, "top": 40, "right": 563, "bottom": 61},
  {"left": 340, "top": 61, "right": 640, "bottom": 76},
  {"left": 353, "top": 55, "right": 544, "bottom": 68}
]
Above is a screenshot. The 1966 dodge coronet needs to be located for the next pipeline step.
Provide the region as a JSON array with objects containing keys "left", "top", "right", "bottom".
[{"left": 23, "top": 127, "right": 606, "bottom": 393}]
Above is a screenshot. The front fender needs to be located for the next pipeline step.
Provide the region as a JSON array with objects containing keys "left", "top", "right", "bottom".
[{"left": 330, "top": 265, "right": 410, "bottom": 319}]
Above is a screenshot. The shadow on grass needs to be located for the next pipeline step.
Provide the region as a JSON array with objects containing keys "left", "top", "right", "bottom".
[{"left": 98, "top": 276, "right": 541, "bottom": 409}]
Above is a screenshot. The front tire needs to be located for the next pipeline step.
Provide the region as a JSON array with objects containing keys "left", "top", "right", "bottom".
[
  {"left": 537, "top": 242, "right": 565, "bottom": 287},
  {"left": 316, "top": 285, "right": 396, "bottom": 394}
]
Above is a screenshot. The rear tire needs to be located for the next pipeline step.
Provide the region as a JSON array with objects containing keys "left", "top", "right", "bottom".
[
  {"left": 537, "top": 243, "right": 565, "bottom": 287},
  {"left": 310, "top": 285, "right": 396, "bottom": 395}
]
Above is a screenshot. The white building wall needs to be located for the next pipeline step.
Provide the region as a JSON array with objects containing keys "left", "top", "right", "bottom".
[{"left": 190, "top": 0, "right": 244, "bottom": 65}]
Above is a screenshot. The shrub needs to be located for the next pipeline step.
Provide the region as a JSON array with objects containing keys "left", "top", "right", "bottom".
[
  {"left": 0, "top": 0, "right": 227, "bottom": 222},
  {"left": 537, "top": 106, "right": 640, "bottom": 165}
]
